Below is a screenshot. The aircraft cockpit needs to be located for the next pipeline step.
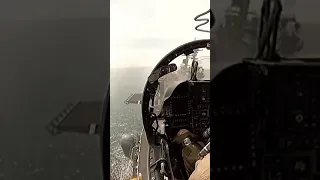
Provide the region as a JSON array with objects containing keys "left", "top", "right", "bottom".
[
  {"left": 149, "top": 43, "right": 210, "bottom": 141},
  {"left": 139, "top": 38, "right": 210, "bottom": 180}
]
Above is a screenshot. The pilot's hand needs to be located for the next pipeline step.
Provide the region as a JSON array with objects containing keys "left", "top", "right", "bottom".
[
  {"left": 175, "top": 129, "right": 206, "bottom": 176},
  {"left": 177, "top": 129, "right": 189, "bottom": 136},
  {"left": 174, "top": 129, "right": 194, "bottom": 144}
]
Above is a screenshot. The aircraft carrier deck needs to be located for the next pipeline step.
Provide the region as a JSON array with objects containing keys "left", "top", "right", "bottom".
[{"left": 138, "top": 130, "right": 149, "bottom": 179}]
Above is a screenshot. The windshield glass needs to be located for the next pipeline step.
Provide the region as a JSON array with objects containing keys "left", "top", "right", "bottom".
[
  {"left": 211, "top": 0, "right": 320, "bottom": 60},
  {"left": 153, "top": 47, "right": 210, "bottom": 115}
]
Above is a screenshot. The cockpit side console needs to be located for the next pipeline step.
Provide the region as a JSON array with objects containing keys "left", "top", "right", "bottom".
[{"left": 211, "top": 62, "right": 320, "bottom": 180}]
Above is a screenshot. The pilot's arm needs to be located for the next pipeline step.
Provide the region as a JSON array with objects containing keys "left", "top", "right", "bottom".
[{"left": 189, "top": 153, "right": 210, "bottom": 180}]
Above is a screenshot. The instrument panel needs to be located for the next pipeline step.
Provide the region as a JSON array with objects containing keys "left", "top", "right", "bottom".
[
  {"left": 211, "top": 63, "right": 320, "bottom": 180},
  {"left": 162, "top": 81, "right": 210, "bottom": 133},
  {"left": 189, "top": 81, "right": 210, "bottom": 133},
  {"left": 256, "top": 66, "right": 320, "bottom": 180}
]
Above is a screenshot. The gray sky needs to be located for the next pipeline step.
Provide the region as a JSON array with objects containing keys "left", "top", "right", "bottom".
[
  {"left": 111, "top": 0, "right": 320, "bottom": 68},
  {"left": 0, "top": 0, "right": 109, "bottom": 20},
  {"left": 110, "top": 0, "right": 210, "bottom": 68}
]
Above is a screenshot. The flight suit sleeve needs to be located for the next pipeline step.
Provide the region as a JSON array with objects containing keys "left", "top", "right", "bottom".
[{"left": 188, "top": 153, "right": 210, "bottom": 180}]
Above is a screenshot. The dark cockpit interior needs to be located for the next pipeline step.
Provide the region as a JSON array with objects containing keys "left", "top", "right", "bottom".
[{"left": 211, "top": 61, "right": 320, "bottom": 180}]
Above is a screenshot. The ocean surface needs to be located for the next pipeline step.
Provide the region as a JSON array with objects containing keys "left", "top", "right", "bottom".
[{"left": 110, "top": 67, "right": 153, "bottom": 180}]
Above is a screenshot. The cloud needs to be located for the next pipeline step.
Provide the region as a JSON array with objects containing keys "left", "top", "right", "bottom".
[{"left": 110, "top": 0, "right": 210, "bottom": 68}]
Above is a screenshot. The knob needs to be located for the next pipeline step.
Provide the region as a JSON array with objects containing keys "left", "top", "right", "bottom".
[
  {"left": 294, "top": 161, "right": 306, "bottom": 172},
  {"left": 295, "top": 114, "right": 304, "bottom": 123}
]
